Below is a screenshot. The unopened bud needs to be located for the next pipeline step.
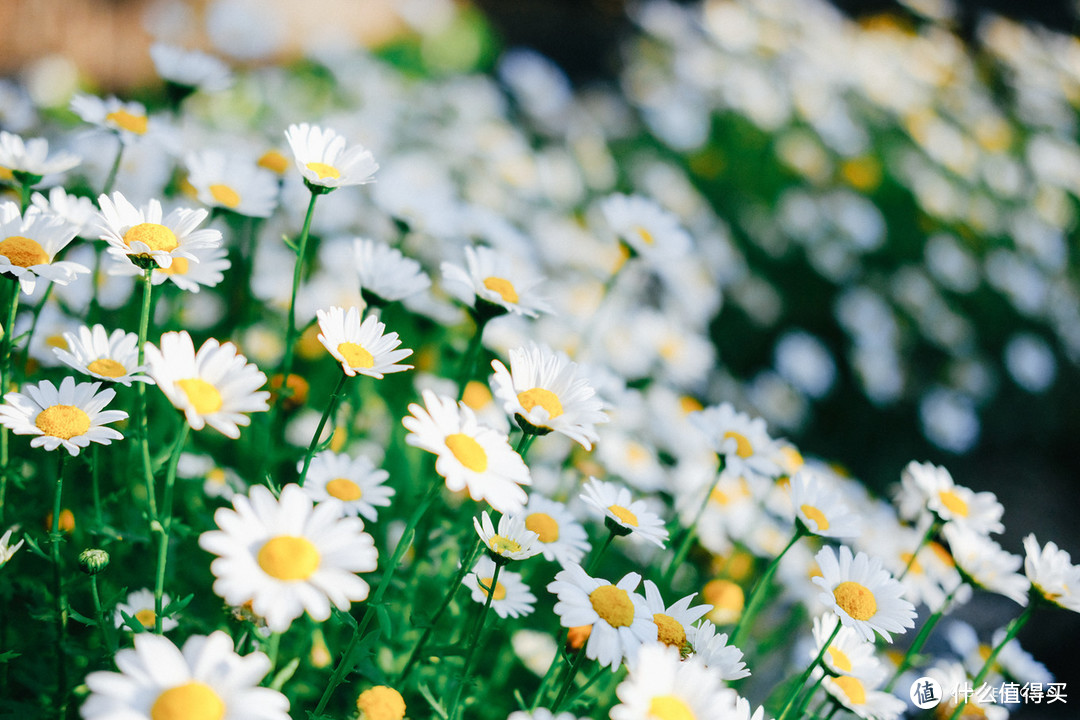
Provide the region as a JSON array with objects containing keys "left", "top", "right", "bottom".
[{"left": 79, "top": 548, "right": 110, "bottom": 575}]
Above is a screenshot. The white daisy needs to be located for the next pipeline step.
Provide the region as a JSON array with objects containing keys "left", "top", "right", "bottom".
[
  {"left": 53, "top": 324, "right": 152, "bottom": 386},
  {"left": 354, "top": 237, "right": 431, "bottom": 304},
  {"left": 788, "top": 469, "right": 862, "bottom": 539},
  {"left": 685, "top": 620, "right": 750, "bottom": 680},
  {"left": 898, "top": 460, "right": 1004, "bottom": 535},
  {"left": 114, "top": 588, "right": 179, "bottom": 633},
  {"left": 185, "top": 149, "right": 278, "bottom": 217},
  {"left": 522, "top": 493, "right": 590, "bottom": 566},
  {"left": 812, "top": 544, "right": 917, "bottom": 643},
  {"left": 474, "top": 511, "right": 542, "bottom": 563},
  {"left": 69, "top": 94, "right": 150, "bottom": 142},
  {"left": 299, "top": 450, "right": 394, "bottom": 522},
  {"left": 821, "top": 672, "right": 906, "bottom": 720},
  {"left": 924, "top": 661, "right": 1009, "bottom": 720},
  {"left": 689, "top": 402, "right": 781, "bottom": 480},
  {"left": 0, "top": 202, "right": 88, "bottom": 294},
  {"left": 581, "top": 477, "right": 669, "bottom": 548},
  {"left": 284, "top": 123, "right": 378, "bottom": 190},
  {"left": 198, "top": 483, "right": 378, "bottom": 632},
  {"left": 464, "top": 555, "right": 537, "bottom": 618},
  {"left": 95, "top": 191, "right": 222, "bottom": 270},
  {"left": 490, "top": 343, "right": 608, "bottom": 448},
  {"left": 0, "top": 376, "right": 126, "bottom": 456},
  {"left": 0, "top": 130, "right": 80, "bottom": 184},
  {"left": 547, "top": 564, "right": 656, "bottom": 670},
  {"left": 610, "top": 642, "right": 732, "bottom": 720},
  {"left": 315, "top": 306, "right": 413, "bottom": 378},
  {"left": 441, "top": 245, "right": 552, "bottom": 318},
  {"left": 0, "top": 527, "right": 25, "bottom": 568},
  {"left": 1023, "top": 533, "right": 1080, "bottom": 613},
  {"left": 150, "top": 243, "right": 231, "bottom": 292},
  {"left": 642, "top": 580, "right": 712, "bottom": 654},
  {"left": 81, "top": 630, "right": 289, "bottom": 720},
  {"left": 943, "top": 524, "right": 1029, "bottom": 605},
  {"left": 150, "top": 43, "right": 233, "bottom": 92},
  {"left": 30, "top": 187, "right": 98, "bottom": 236},
  {"left": 599, "top": 193, "right": 693, "bottom": 262},
  {"left": 403, "top": 389, "right": 531, "bottom": 513},
  {"left": 809, "top": 613, "right": 882, "bottom": 680},
  {"left": 144, "top": 330, "right": 270, "bottom": 439}
]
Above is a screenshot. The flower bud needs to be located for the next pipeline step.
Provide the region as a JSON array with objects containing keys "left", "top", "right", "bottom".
[{"left": 79, "top": 548, "right": 110, "bottom": 575}]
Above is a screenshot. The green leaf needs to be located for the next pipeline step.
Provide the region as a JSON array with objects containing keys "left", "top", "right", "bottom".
[
  {"left": 268, "top": 658, "right": 300, "bottom": 691},
  {"left": 21, "top": 535, "right": 50, "bottom": 560},
  {"left": 67, "top": 606, "right": 98, "bottom": 626},
  {"left": 283, "top": 234, "right": 298, "bottom": 252},
  {"left": 375, "top": 603, "right": 392, "bottom": 637},
  {"left": 333, "top": 606, "right": 358, "bottom": 629},
  {"left": 0, "top": 650, "right": 21, "bottom": 663},
  {"left": 418, "top": 683, "right": 449, "bottom": 719},
  {"left": 118, "top": 609, "right": 147, "bottom": 634},
  {"left": 162, "top": 593, "right": 194, "bottom": 617}
]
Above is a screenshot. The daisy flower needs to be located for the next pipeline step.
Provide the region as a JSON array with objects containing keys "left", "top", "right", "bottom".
[
  {"left": 810, "top": 613, "right": 881, "bottom": 680},
  {"left": 464, "top": 555, "right": 537, "bottom": 618},
  {"left": 150, "top": 243, "right": 231, "bottom": 292},
  {"left": 474, "top": 511, "right": 542, "bottom": 563},
  {"left": 144, "top": 330, "right": 270, "bottom": 439},
  {"left": 924, "top": 661, "right": 1009, "bottom": 720},
  {"left": 788, "top": 469, "right": 861, "bottom": 539},
  {"left": 581, "top": 477, "right": 669, "bottom": 548},
  {"left": 69, "top": 94, "right": 150, "bottom": 142},
  {"left": 689, "top": 403, "right": 781, "bottom": 480},
  {"left": 354, "top": 237, "right": 431, "bottom": 304},
  {"left": 821, "top": 671, "right": 906, "bottom": 720},
  {"left": 812, "top": 544, "right": 917, "bottom": 643},
  {"left": 547, "top": 564, "right": 656, "bottom": 670},
  {"left": 1023, "top": 533, "right": 1080, "bottom": 612},
  {"left": 610, "top": 642, "right": 731, "bottom": 720},
  {"left": 490, "top": 343, "right": 608, "bottom": 448},
  {"left": 315, "top": 306, "right": 413, "bottom": 378},
  {"left": 53, "top": 324, "right": 152, "bottom": 386},
  {"left": 942, "top": 524, "right": 1029, "bottom": 605},
  {"left": 522, "top": 493, "right": 590, "bottom": 566},
  {"left": 31, "top": 187, "right": 97, "bottom": 236},
  {"left": 198, "top": 483, "right": 378, "bottom": 632},
  {"left": 0, "top": 130, "right": 80, "bottom": 184},
  {"left": 114, "top": 588, "right": 179, "bottom": 632},
  {"left": 150, "top": 43, "right": 233, "bottom": 92},
  {"left": 356, "top": 685, "right": 406, "bottom": 720},
  {"left": 685, "top": 620, "right": 750, "bottom": 680},
  {"left": 599, "top": 193, "right": 693, "bottom": 261},
  {"left": 299, "top": 450, "right": 394, "bottom": 522},
  {"left": 185, "top": 149, "right": 278, "bottom": 217},
  {"left": 81, "top": 630, "right": 289, "bottom": 720},
  {"left": 0, "top": 202, "right": 88, "bottom": 294},
  {"left": 641, "top": 580, "right": 712, "bottom": 654},
  {"left": 403, "top": 389, "right": 531, "bottom": 513},
  {"left": 0, "top": 527, "right": 24, "bottom": 568},
  {"left": 0, "top": 376, "right": 126, "bottom": 456},
  {"left": 284, "top": 123, "right": 378, "bottom": 190},
  {"left": 441, "top": 245, "right": 552, "bottom": 318},
  {"left": 95, "top": 191, "right": 222, "bottom": 270},
  {"left": 897, "top": 460, "right": 1004, "bottom": 535}
]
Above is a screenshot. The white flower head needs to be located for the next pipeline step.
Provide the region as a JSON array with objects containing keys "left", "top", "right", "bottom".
[
  {"left": 0, "top": 202, "right": 88, "bottom": 294},
  {"left": 0, "top": 527, "right": 25, "bottom": 568},
  {"left": 581, "top": 477, "right": 669, "bottom": 548},
  {"left": 788, "top": 468, "right": 862, "bottom": 539},
  {"left": 0, "top": 376, "right": 127, "bottom": 456},
  {"left": 53, "top": 324, "right": 153, "bottom": 386},
  {"left": 441, "top": 245, "right": 552, "bottom": 318},
  {"left": 464, "top": 555, "right": 537, "bottom": 619},
  {"left": 689, "top": 403, "right": 781, "bottom": 480},
  {"left": 641, "top": 580, "right": 712, "bottom": 654},
  {"left": 521, "top": 493, "right": 591, "bottom": 566},
  {"left": 943, "top": 524, "right": 1029, "bottom": 606},
  {"left": 685, "top": 620, "right": 750, "bottom": 681},
  {"left": 474, "top": 511, "right": 542, "bottom": 563},
  {"left": 284, "top": 123, "right": 378, "bottom": 190},
  {"left": 1023, "top": 533, "right": 1080, "bottom": 613},
  {"left": 185, "top": 149, "right": 278, "bottom": 218},
  {"left": 150, "top": 43, "right": 233, "bottom": 92},
  {"left": 95, "top": 191, "right": 222, "bottom": 270},
  {"left": 610, "top": 642, "right": 734, "bottom": 720},
  {"left": 0, "top": 130, "right": 80, "bottom": 183},
  {"left": 114, "top": 588, "right": 179, "bottom": 633},
  {"left": 299, "top": 450, "right": 394, "bottom": 522},
  {"left": 69, "top": 94, "right": 150, "bottom": 143},
  {"left": 316, "top": 306, "right": 413, "bottom": 378},
  {"left": 599, "top": 193, "right": 693, "bottom": 262},
  {"left": 354, "top": 237, "right": 431, "bottom": 303},
  {"left": 812, "top": 544, "right": 917, "bottom": 643}
]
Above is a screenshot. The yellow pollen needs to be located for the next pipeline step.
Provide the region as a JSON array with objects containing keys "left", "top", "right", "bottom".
[
  {"left": 648, "top": 695, "right": 696, "bottom": 720},
  {"left": 833, "top": 581, "right": 877, "bottom": 621},
  {"left": 517, "top": 387, "right": 563, "bottom": 420},
  {"left": 723, "top": 430, "right": 754, "bottom": 458},
  {"left": 87, "top": 358, "right": 127, "bottom": 378},
  {"left": 938, "top": 489, "right": 969, "bottom": 517},
  {"left": 258, "top": 150, "right": 289, "bottom": 175},
  {"left": 134, "top": 608, "right": 157, "bottom": 629},
  {"left": 461, "top": 380, "right": 493, "bottom": 410},
  {"left": 800, "top": 504, "right": 830, "bottom": 532},
  {"left": 608, "top": 504, "right": 638, "bottom": 527},
  {"left": 653, "top": 613, "right": 687, "bottom": 649},
  {"left": 123, "top": 223, "right": 179, "bottom": 253},
  {"left": 0, "top": 235, "right": 50, "bottom": 268},
  {"left": 525, "top": 512, "right": 560, "bottom": 543},
  {"left": 479, "top": 576, "right": 507, "bottom": 601},
  {"left": 157, "top": 257, "right": 190, "bottom": 276},
  {"left": 356, "top": 685, "right": 406, "bottom": 720},
  {"left": 35, "top": 405, "right": 91, "bottom": 440},
  {"left": 634, "top": 226, "right": 656, "bottom": 245},
  {"left": 46, "top": 334, "right": 68, "bottom": 349},
  {"left": 177, "top": 378, "right": 223, "bottom": 415},
  {"left": 305, "top": 161, "right": 340, "bottom": 180},
  {"left": 337, "top": 341, "right": 375, "bottom": 369},
  {"left": 832, "top": 675, "right": 866, "bottom": 706},
  {"left": 488, "top": 534, "right": 521, "bottom": 555},
  {"left": 150, "top": 681, "right": 225, "bottom": 720},
  {"left": 483, "top": 276, "right": 519, "bottom": 304},
  {"left": 209, "top": 183, "right": 241, "bottom": 209},
  {"left": 257, "top": 535, "right": 320, "bottom": 580},
  {"left": 827, "top": 646, "right": 853, "bottom": 673},
  {"left": 589, "top": 584, "right": 635, "bottom": 628},
  {"left": 326, "top": 478, "right": 363, "bottom": 502},
  {"left": 106, "top": 109, "right": 148, "bottom": 135},
  {"left": 445, "top": 432, "right": 487, "bottom": 472}
]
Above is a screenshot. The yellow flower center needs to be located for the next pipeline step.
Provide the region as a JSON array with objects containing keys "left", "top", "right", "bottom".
[
  {"left": 461, "top": 380, "right": 493, "bottom": 410},
  {"left": 928, "top": 541, "right": 955, "bottom": 567},
  {"left": 0, "top": 235, "right": 50, "bottom": 268},
  {"left": 833, "top": 581, "right": 877, "bottom": 621},
  {"left": 258, "top": 150, "right": 289, "bottom": 175},
  {"left": 107, "top": 109, "right": 148, "bottom": 135},
  {"left": 648, "top": 695, "right": 696, "bottom": 720},
  {"left": 589, "top": 584, "right": 635, "bottom": 628},
  {"left": 150, "top": 681, "right": 225, "bottom": 720},
  {"left": 517, "top": 387, "right": 563, "bottom": 420},
  {"left": 525, "top": 512, "right": 560, "bottom": 543},
  {"left": 634, "top": 226, "right": 656, "bottom": 245},
  {"left": 937, "top": 489, "right": 969, "bottom": 517},
  {"left": 177, "top": 378, "right": 223, "bottom": 415},
  {"left": 356, "top": 685, "right": 406, "bottom": 720},
  {"left": 901, "top": 552, "right": 923, "bottom": 574},
  {"left": 35, "top": 405, "right": 91, "bottom": 440},
  {"left": 337, "top": 341, "right": 375, "bottom": 369},
  {"left": 679, "top": 395, "right": 703, "bottom": 414},
  {"left": 608, "top": 504, "right": 638, "bottom": 527},
  {"left": 653, "top": 613, "right": 687, "bottom": 649},
  {"left": 800, "top": 504, "right": 830, "bottom": 532},
  {"left": 488, "top": 534, "right": 521, "bottom": 555},
  {"left": 445, "top": 432, "right": 488, "bottom": 472},
  {"left": 134, "top": 608, "right": 157, "bottom": 629},
  {"left": 123, "top": 223, "right": 179, "bottom": 253},
  {"left": 209, "top": 183, "right": 241, "bottom": 209},
  {"left": 483, "top": 276, "right": 519, "bottom": 304},
  {"left": 723, "top": 430, "right": 753, "bottom": 458},
  {"left": 0, "top": 166, "right": 12, "bottom": 181},
  {"left": 87, "top": 358, "right": 127, "bottom": 378},
  {"left": 326, "top": 478, "right": 363, "bottom": 502},
  {"left": 827, "top": 646, "right": 853, "bottom": 673},
  {"left": 46, "top": 334, "right": 68, "bottom": 349},
  {"left": 306, "top": 161, "right": 340, "bottom": 180},
  {"left": 257, "top": 535, "right": 321, "bottom": 580},
  {"left": 479, "top": 576, "right": 507, "bottom": 601},
  {"left": 157, "top": 257, "right": 190, "bottom": 276},
  {"left": 833, "top": 675, "right": 866, "bottom": 706}
]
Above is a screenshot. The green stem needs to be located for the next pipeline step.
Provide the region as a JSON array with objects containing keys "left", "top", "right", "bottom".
[
  {"left": 0, "top": 278, "right": 20, "bottom": 527},
  {"left": 267, "top": 631, "right": 282, "bottom": 675},
  {"left": 563, "top": 665, "right": 605, "bottom": 711},
  {"left": 586, "top": 529, "right": 617, "bottom": 575},
  {"left": 792, "top": 672, "right": 826, "bottom": 720},
  {"left": 662, "top": 458, "right": 726, "bottom": 586},
  {"left": 102, "top": 135, "right": 125, "bottom": 196},
  {"left": 731, "top": 527, "right": 805, "bottom": 649},
  {"left": 550, "top": 647, "right": 587, "bottom": 713},
  {"left": 90, "top": 574, "right": 116, "bottom": 654},
  {"left": 136, "top": 269, "right": 158, "bottom": 523},
  {"left": 91, "top": 444, "right": 103, "bottom": 534},
  {"left": 777, "top": 622, "right": 840, "bottom": 720},
  {"left": 277, "top": 191, "right": 319, "bottom": 404},
  {"left": 899, "top": 519, "right": 941, "bottom": 582},
  {"left": 529, "top": 634, "right": 566, "bottom": 712},
  {"left": 515, "top": 432, "right": 536, "bottom": 459},
  {"left": 885, "top": 584, "right": 964, "bottom": 692},
  {"left": 448, "top": 563, "right": 502, "bottom": 720},
  {"left": 153, "top": 422, "right": 190, "bottom": 634},
  {"left": 456, "top": 316, "right": 489, "bottom": 390},
  {"left": 17, "top": 283, "right": 53, "bottom": 371},
  {"left": 51, "top": 453, "right": 68, "bottom": 720},
  {"left": 297, "top": 372, "right": 349, "bottom": 485}
]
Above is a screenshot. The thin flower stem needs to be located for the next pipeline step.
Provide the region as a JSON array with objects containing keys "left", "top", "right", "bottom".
[
  {"left": 550, "top": 647, "right": 587, "bottom": 713},
  {"left": 50, "top": 453, "right": 68, "bottom": 720},
  {"left": 899, "top": 518, "right": 942, "bottom": 582},
  {"left": 455, "top": 315, "right": 489, "bottom": 391},
  {"left": 17, "top": 181, "right": 31, "bottom": 213},
  {"left": 91, "top": 444, "right": 103, "bottom": 533},
  {"left": 885, "top": 584, "right": 964, "bottom": 692},
  {"left": 135, "top": 268, "right": 158, "bottom": 523},
  {"left": 586, "top": 529, "right": 617, "bottom": 575},
  {"left": 792, "top": 671, "right": 826, "bottom": 719},
  {"left": 267, "top": 631, "right": 282, "bottom": 675},
  {"left": 515, "top": 431, "right": 536, "bottom": 459},
  {"left": 777, "top": 622, "right": 840, "bottom": 720},
  {"left": 17, "top": 283, "right": 53, "bottom": 371},
  {"left": 90, "top": 574, "right": 116, "bottom": 654},
  {"left": 731, "top": 527, "right": 806, "bottom": 649},
  {"left": 662, "top": 457, "right": 726, "bottom": 586},
  {"left": 297, "top": 372, "right": 349, "bottom": 485},
  {"left": 564, "top": 665, "right": 605, "bottom": 711},
  {"left": 153, "top": 422, "right": 190, "bottom": 634},
  {"left": 102, "top": 135, "right": 125, "bottom": 196},
  {"left": 277, "top": 190, "right": 319, "bottom": 406},
  {"left": 0, "top": 278, "right": 21, "bottom": 527},
  {"left": 529, "top": 633, "right": 567, "bottom": 712},
  {"left": 448, "top": 563, "right": 502, "bottom": 720}
]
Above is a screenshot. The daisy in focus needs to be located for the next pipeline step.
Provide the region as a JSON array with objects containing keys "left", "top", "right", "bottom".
[
  {"left": 299, "top": 449, "right": 394, "bottom": 522},
  {"left": 95, "top": 192, "right": 222, "bottom": 270},
  {"left": 81, "top": 630, "right": 289, "bottom": 720},
  {"left": 144, "top": 330, "right": 270, "bottom": 439},
  {"left": 641, "top": 580, "right": 712, "bottom": 654},
  {"left": 53, "top": 324, "right": 152, "bottom": 386},
  {"left": 685, "top": 620, "right": 750, "bottom": 680},
  {"left": 0, "top": 376, "right": 127, "bottom": 456},
  {"left": 609, "top": 642, "right": 732, "bottom": 720},
  {"left": 490, "top": 343, "right": 607, "bottom": 448},
  {"left": 354, "top": 237, "right": 431, "bottom": 305},
  {"left": 403, "top": 389, "right": 531, "bottom": 513},
  {"left": 522, "top": 493, "right": 591, "bottom": 566},
  {"left": 1023, "top": 533, "right": 1080, "bottom": 612},
  {"left": 198, "top": 483, "right": 378, "bottom": 632},
  {"left": 812, "top": 544, "right": 917, "bottom": 643},
  {"left": 464, "top": 555, "right": 537, "bottom": 618},
  {"left": 185, "top": 149, "right": 278, "bottom": 217},
  {"left": 689, "top": 402, "right": 781, "bottom": 480},
  {"left": 114, "top": 588, "right": 179, "bottom": 633},
  {"left": 0, "top": 202, "right": 88, "bottom": 294},
  {"left": 316, "top": 305, "right": 413, "bottom": 378},
  {"left": 0, "top": 130, "right": 80, "bottom": 185},
  {"left": 441, "top": 245, "right": 552, "bottom": 318},
  {"left": 581, "top": 477, "right": 669, "bottom": 548},
  {"left": 474, "top": 511, "right": 542, "bottom": 563},
  {"left": 285, "top": 123, "right": 378, "bottom": 191}
]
